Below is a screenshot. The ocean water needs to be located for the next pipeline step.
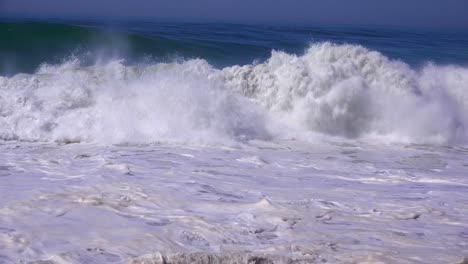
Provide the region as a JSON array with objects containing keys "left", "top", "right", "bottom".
[{"left": 1, "top": 19, "right": 468, "bottom": 263}]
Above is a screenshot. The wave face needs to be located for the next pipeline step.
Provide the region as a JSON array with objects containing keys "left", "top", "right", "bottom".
[
  {"left": 0, "top": 21, "right": 246, "bottom": 75},
  {"left": 0, "top": 21, "right": 296, "bottom": 75},
  {"left": 1, "top": 42, "right": 467, "bottom": 145}
]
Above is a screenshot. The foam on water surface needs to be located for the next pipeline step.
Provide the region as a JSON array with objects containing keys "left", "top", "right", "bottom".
[{"left": 0, "top": 140, "right": 467, "bottom": 263}]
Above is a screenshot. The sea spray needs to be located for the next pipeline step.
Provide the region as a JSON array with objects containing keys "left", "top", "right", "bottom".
[
  {"left": 0, "top": 59, "right": 270, "bottom": 145},
  {"left": 1, "top": 43, "right": 467, "bottom": 145},
  {"left": 225, "top": 43, "right": 468, "bottom": 145}
]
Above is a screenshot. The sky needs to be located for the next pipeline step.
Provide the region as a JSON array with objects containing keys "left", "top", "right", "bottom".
[{"left": 1, "top": 0, "right": 468, "bottom": 28}]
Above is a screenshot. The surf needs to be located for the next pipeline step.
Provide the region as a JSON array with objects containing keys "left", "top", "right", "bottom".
[{"left": 1, "top": 42, "right": 467, "bottom": 146}]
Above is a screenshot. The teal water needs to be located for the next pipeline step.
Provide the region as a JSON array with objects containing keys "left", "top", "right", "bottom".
[{"left": 1, "top": 18, "right": 468, "bottom": 74}]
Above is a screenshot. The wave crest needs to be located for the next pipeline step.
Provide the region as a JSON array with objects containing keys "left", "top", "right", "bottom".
[
  {"left": 224, "top": 43, "right": 468, "bottom": 144},
  {"left": 1, "top": 42, "right": 467, "bottom": 145},
  {"left": 0, "top": 59, "right": 270, "bottom": 145}
]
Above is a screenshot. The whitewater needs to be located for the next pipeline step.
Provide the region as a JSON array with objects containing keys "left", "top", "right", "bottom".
[
  {"left": 1, "top": 21, "right": 468, "bottom": 264},
  {"left": 1, "top": 43, "right": 468, "bottom": 145}
]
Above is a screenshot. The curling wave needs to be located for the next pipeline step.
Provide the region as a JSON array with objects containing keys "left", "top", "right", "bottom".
[{"left": 0, "top": 43, "right": 467, "bottom": 145}]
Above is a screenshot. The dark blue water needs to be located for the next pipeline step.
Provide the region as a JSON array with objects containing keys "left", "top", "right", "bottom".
[{"left": 1, "top": 18, "right": 468, "bottom": 74}]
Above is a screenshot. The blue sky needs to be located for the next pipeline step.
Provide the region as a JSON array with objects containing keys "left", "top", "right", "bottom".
[{"left": 1, "top": 0, "right": 468, "bottom": 28}]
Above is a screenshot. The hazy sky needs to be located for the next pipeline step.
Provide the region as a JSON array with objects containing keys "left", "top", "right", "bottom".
[{"left": 1, "top": 0, "right": 468, "bottom": 28}]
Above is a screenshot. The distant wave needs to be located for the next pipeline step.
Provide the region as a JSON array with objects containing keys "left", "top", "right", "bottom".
[{"left": 1, "top": 43, "right": 467, "bottom": 146}]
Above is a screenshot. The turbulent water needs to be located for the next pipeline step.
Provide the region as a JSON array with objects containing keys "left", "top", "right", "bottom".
[{"left": 1, "top": 20, "right": 468, "bottom": 263}]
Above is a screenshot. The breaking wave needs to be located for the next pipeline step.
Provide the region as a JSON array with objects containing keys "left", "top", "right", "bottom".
[{"left": 1, "top": 43, "right": 467, "bottom": 145}]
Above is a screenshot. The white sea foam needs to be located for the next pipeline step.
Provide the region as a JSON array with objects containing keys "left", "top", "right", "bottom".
[
  {"left": 1, "top": 43, "right": 467, "bottom": 145},
  {"left": 0, "top": 59, "right": 270, "bottom": 145},
  {"left": 224, "top": 43, "right": 468, "bottom": 145},
  {"left": 1, "top": 139, "right": 467, "bottom": 263}
]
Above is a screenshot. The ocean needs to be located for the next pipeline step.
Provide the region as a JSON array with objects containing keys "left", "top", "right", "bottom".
[{"left": 1, "top": 19, "right": 468, "bottom": 263}]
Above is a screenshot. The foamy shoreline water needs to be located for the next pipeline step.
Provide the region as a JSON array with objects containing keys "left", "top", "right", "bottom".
[{"left": 1, "top": 140, "right": 467, "bottom": 263}]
